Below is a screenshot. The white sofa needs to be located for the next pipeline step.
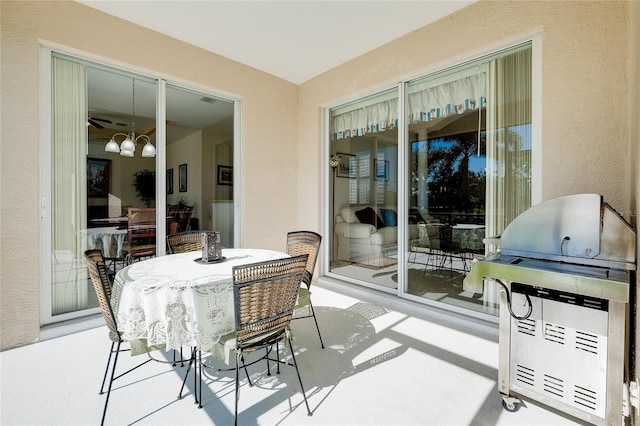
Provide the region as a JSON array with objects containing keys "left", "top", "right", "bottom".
[{"left": 334, "top": 206, "right": 420, "bottom": 266}]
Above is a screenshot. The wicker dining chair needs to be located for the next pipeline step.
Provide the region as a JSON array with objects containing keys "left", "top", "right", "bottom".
[
  {"left": 192, "top": 254, "right": 312, "bottom": 425},
  {"left": 167, "top": 230, "right": 202, "bottom": 254},
  {"left": 286, "top": 231, "right": 324, "bottom": 348},
  {"left": 84, "top": 250, "right": 193, "bottom": 425}
]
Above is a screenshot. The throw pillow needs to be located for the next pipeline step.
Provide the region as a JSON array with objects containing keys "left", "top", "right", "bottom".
[
  {"left": 380, "top": 208, "right": 397, "bottom": 227},
  {"left": 340, "top": 207, "right": 359, "bottom": 223},
  {"left": 408, "top": 208, "right": 427, "bottom": 224},
  {"left": 355, "top": 207, "right": 386, "bottom": 229}
]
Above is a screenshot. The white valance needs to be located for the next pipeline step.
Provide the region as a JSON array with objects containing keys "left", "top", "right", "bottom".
[
  {"left": 331, "top": 98, "right": 398, "bottom": 141},
  {"left": 331, "top": 72, "right": 486, "bottom": 141},
  {"left": 408, "top": 73, "right": 486, "bottom": 123}
]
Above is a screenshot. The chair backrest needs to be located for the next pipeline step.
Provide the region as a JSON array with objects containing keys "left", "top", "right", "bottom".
[
  {"left": 177, "top": 205, "right": 194, "bottom": 233},
  {"left": 425, "top": 224, "right": 441, "bottom": 250},
  {"left": 167, "top": 204, "right": 178, "bottom": 217},
  {"left": 167, "top": 231, "right": 202, "bottom": 254},
  {"left": 286, "top": 231, "right": 322, "bottom": 287},
  {"left": 232, "top": 254, "right": 308, "bottom": 347},
  {"left": 127, "top": 207, "right": 157, "bottom": 257},
  {"left": 84, "top": 250, "right": 119, "bottom": 342}
]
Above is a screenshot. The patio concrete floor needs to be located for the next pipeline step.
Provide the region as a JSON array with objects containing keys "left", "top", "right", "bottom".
[{"left": 0, "top": 280, "right": 584, "bottom": 425}]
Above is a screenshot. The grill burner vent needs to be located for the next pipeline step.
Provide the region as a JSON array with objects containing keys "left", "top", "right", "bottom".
[
  {"left": 574, "top": 385, "right": 598, "bottom": 411},
  {"left": 515, "top": 364, "right": 535, "bottom": 386},
  {"left": 575, "top": 331, "right": 599, "bottom": 354},
  {"left": 543, "top": 374, "right": 564, "bottom": 398},
  {"left": 543, "top": 323, "right": 565, "bottom": 345},
  {"left": 516, "top": 319, "right": 535, "bottom": 336}
]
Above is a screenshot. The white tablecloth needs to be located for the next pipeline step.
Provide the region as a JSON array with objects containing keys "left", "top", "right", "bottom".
[
  {"left": 451, "top": 224, "right": 485, "bottom": 252},
  {"left": 111, "top": 248, "right": 288, "bottom": 353},
  {"left": 84, "top": 227, "right": 128, "bottom": 258}
]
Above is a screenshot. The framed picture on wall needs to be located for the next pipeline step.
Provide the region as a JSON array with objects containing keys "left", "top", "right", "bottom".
[
  {"left": 87, "top": 158, "right": 110, "bottom": 197},
  {"left": 179, "top": 163, "right": 187, "bottom": 192},
  {"left": 336, "top": 153, "right": 356, "bottom": 178},
  {"left": 167, "top": 168, "right": 174, "bottom": 194},
  {"left": 217, "top": 165, "right": 233, "bottom": 185}
]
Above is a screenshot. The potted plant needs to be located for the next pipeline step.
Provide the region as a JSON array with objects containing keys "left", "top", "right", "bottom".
[{"left": 132, "top": 169, "right": 156, "bottom": 207}]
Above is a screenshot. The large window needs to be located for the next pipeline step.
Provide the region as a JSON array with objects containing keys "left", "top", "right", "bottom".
[{"left": 327, "top": 43, "right": 533, "bottom": 318}]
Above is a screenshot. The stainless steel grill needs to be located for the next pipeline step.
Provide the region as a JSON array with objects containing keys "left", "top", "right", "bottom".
[{"left": 464, "top": 193, "right": 636, "bottom": 425}]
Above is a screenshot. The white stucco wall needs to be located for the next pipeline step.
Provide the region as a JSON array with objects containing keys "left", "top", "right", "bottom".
[
  {"left": 0, "top": 0, "right": 637, "bottom": 356},
  {"left": 298, "top": 1, "right": 632, "bottom": 227},
  {"left": 297, "top": 0, "right": 639, "bottom": 394},
  {"left": 0, "top": 0, "right": 299, "bottom": 350}
]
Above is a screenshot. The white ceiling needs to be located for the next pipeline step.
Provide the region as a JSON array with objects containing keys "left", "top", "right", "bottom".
[{"left": 77, "top": 0, "right": 477, "bottom": 85}]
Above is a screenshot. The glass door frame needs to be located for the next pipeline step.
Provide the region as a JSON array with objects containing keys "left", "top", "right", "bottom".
[
  {"left": 321, "top": 34, "right": 542, "bottom": 323},
  {"left": 39, "top": 45, "right": 242, "bottom": 326}
]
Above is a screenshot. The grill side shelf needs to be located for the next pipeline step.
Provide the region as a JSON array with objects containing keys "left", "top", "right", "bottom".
[{"left": 463, "top": 258, "right": 630, "bottom": 303}]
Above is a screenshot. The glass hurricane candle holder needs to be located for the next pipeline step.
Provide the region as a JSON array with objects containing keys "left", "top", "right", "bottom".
[{"left": 201, "top": 231, "right": 222, "bottom": 262}]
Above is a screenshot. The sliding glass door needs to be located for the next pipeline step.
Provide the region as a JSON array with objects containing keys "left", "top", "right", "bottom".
[
  {"left": 328, "top": 88, "right": 399, "bottom": 292},
  {"left": 165, "top": 84, "right": 235, "bottom": 247},
  {"left": 327, "top": 43, "right": 533, "bottom": 318},
  {"left": 42, "top": 50, "right": 237, "bottom": 324}
]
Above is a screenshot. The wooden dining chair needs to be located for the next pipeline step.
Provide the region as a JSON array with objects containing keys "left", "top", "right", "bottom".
[
  {"left": 166, "top": 230, "right": 202, "bottom": 254},
  {"left": 188, "top": 254, "right": 312, "bottom": 425},
  {"left": 126, "top": 207, "right": 156, "bottom": 264},
  {"left": 177, "top": 205, "right": 194, "bottom": 233},
  {"left": 286, "top": 230, "right": 324, "bottom": 348}
]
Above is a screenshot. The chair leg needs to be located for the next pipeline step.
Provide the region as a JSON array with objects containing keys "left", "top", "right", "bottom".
[
  {"left": 235, "top": 352, "right": 241, "bottom": 426},
  {"left": 308, "top": 301, "right": 325, "bottom": 349},
  {"left": 178, "top": 347, "right": 197, "bottom": 402},
  {"left": 286, "top": 336, "right": 312, "bottom": 416},
  {"left": 197, "top": 349, "right": 203, "bottom": 408},
  {"left": 266, "top": 346, "right": 271, "bottom": 376},
  {"left": 100, "top": 341, "right": 122, "bottom": 426},
  {"left": 172, "top": 347, "right": 185, "bottom": 367},
  {"left": 99, "top": 342, "right": 116, "bottom": 395}
]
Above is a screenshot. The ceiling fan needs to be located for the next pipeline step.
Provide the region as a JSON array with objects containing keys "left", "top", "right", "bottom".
[{"left": 88, "top": 116, "right": 112, "bottom": 129}]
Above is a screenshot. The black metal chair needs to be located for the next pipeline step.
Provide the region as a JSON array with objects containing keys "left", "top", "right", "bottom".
[
  {"left": 187, "top": 254, "right": 312, "bottom": 425},
  {"left": 286, "top": 231, "right": 324, "bottom": 348},
  {"left": 84, "top": 250, "right": 151, "bottom": 425},
  {"left": 83, "top": 250, "right": 194, "bottom": 425}
]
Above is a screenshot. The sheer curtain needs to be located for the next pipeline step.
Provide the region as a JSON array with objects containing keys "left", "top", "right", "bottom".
[
  {"left": 51, "top": 57, "right": 88, "bottom": 315},
  {"left": 483, "top": 47, "right": 532, "bottom": 314},
  {"left": 485, "top": 47, "right": 532, "bottom": 246}
]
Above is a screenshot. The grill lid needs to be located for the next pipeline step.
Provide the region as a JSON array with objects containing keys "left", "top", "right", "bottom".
[
  {"left": 463, "top": 194, "right": 636, "bottom": 300},
  {"left": 498, "top": 194, "right": 635, "bottom": 271}
]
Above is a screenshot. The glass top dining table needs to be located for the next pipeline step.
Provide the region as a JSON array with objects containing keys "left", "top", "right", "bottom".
[{"left": 111, "top": 248, "right": 289, "bottom": 354}]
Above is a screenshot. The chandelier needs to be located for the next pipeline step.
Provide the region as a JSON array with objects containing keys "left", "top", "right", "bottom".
[{"left": 104, "top": 78, "right": 156, "bottom": 157}]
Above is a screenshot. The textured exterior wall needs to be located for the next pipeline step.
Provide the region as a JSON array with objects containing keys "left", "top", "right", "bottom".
[
  {"left": 0, "top": 1, "right": 299, "bottom": 350},
  {"left": 298, "top": 0, "right": 638, "bottom": 391},
  {"left": 630, "top": 1, "right": 640, "bottom": 422},
  {"left": 1, "top": 0, "right": 637, "bottom": 354},
  {"left": 299, "top": 0, "right": 631, "bottom": 221}
]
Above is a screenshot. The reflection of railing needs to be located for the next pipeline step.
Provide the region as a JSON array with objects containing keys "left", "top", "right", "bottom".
[
  {"left": 409, "top": 223, "right": 485, "bottom": 273},
  {"left": 428, "top": 212, "right": 485, "bottom": 225}
]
